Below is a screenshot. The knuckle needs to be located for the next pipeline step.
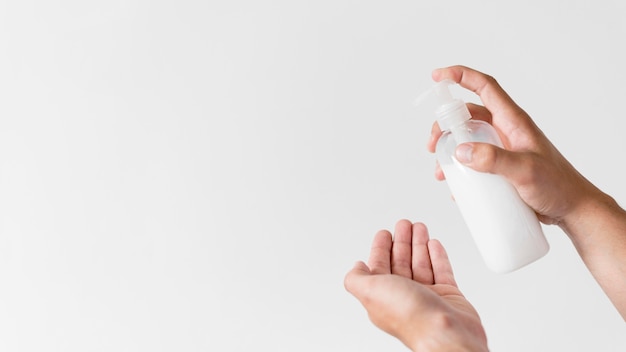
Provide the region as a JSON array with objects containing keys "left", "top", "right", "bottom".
[
  {"left": 517, "top": 154, "right": 543, "bottom": 185},
  {"left": 474, "top": 144, "right": 498, "bottom": 171},
  {"left": 484, "top": 74, "right": 497, "bottom": 84}
]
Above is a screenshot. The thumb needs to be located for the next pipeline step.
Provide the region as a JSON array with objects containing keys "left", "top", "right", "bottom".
[
  {"left": 344, "top": 261, "right": 371, "bottom": 296},
  {"left": 455, "top": 142, "right": 525, "bottom": 180}
]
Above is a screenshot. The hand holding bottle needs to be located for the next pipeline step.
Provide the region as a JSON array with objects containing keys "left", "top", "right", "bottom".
[
  {"left": 423, "top": 78, "right": 548, "bottom": 273},
  {"left": 346, "top": 66, "right": 626, "bottom": 352},
  {"left": 427, "top": 65, "right": 626, "bottom": 319},
  {"left": 427, "top": 66, "right": 601, "bottom": 226}
]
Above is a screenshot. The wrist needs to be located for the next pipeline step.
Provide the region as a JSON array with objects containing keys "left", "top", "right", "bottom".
[
  {"left": 557, "top": 187, "right": 626, "bottom": 319},
  {"left": 559, "top": 189, "right": 624, "bottom": 248},
  {"left": 407, "top": 313, "right": 489, "bottom": 352}
]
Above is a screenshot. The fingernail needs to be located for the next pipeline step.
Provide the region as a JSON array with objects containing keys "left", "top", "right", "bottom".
[
  {"left": 431, "top": 68, "right": 443, "bottom": 80},
  {"left": 455, "top": 143, "right": 473, "bottom": 163}
]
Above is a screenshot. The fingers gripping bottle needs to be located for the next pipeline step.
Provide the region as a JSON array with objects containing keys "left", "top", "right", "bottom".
[{"left": 423, "top": 80, "right": 549, "bottom": 273}]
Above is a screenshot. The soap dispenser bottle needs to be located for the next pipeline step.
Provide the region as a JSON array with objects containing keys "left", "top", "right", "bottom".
[{"left": 424, "top": 80, "right": 549, "bottom": 273}]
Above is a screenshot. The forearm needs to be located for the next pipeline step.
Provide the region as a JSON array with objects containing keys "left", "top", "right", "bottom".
[{"left": 560, "top": 191, "right": 626, "bottom": 319}]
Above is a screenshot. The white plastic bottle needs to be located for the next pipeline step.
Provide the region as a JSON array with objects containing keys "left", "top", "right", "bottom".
[{"left": 423, "top": 80, "right": 549, "bottom": 273}]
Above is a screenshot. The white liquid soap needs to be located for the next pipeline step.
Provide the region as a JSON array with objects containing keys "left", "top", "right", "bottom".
[{"left": 419, "top": 80, "right": 549, "bottom": 273}]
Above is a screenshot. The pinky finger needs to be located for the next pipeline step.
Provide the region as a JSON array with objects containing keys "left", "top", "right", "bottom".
[{"left": 428, "top": 239, "right": 458, "bottom": 287}]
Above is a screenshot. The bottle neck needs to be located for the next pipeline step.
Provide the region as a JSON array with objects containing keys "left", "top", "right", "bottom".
[{"left": 436, "top": 100, "right": 471, "bottom": 132}]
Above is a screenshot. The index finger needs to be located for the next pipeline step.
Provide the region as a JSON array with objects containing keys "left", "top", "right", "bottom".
[
  {"left": 368, "top": 230, "right": 392, "bottom": 275},
  {"left": 431, "top": 65, "right": 522, "bottom": 120}
]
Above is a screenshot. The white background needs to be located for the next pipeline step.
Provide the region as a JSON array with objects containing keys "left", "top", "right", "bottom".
[{"left": 1, "top": 1, "right": 625, "bottom": 351}]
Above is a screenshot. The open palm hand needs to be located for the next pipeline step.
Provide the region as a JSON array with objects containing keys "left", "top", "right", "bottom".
[{"left": 345, "top": 220, "right": 488, "bottom": 351}]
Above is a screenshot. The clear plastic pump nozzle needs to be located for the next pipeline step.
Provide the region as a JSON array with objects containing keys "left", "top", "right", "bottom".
[{"left": 416, "top": 79, "right": 471, "bottom": 131}]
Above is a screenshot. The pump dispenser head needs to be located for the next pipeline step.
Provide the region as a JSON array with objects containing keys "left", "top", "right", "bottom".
[{"left": 417, "top": 79, "right": 472, "bottom": 131}]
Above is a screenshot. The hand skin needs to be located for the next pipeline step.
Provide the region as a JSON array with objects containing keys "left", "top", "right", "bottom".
[
  {"left": 344, "top": 220, "right": 488, "bottom": 352},
  {"left": 428, "top": 65, "right": 626, "bottom": 320}
]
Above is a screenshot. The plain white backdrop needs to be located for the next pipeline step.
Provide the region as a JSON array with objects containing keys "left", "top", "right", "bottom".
[{"left": 1, "top": 1, "right": 625, "bottom": 351}]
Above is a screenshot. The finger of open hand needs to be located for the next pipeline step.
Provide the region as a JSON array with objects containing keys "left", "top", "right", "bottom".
[
  {"left": 411, "top": 222, "right": 434, "bottom": 284},
  {"left": 368, "top": 230, "right": 392, "bottom": 275},
  {"left": 428, "top": 239, "right": 458, "bottom": 287},
  {"left": 390, "top": 219, "right": 414, "bottom": 279}
]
